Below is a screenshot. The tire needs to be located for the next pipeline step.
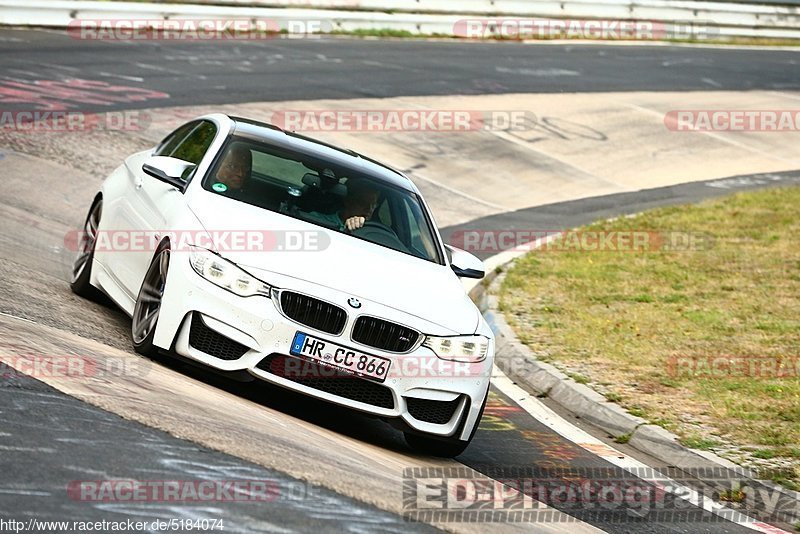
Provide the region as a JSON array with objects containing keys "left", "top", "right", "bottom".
[
  {"left": 131, "top": 244, "right": 170, "bottom": 356},
  {"left": 404, "top": 389, "right": 489, "bottom": 458},
  {"left": 70, "top": 199, "right": 103, "bottom": 299}
]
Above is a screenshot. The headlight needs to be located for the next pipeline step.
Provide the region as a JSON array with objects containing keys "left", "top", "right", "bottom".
[
  {"left": 422, "top": 335, "right": 490, "bottom": 362},
  {"left": 188, "top": 246, "right": 270, "bottom": 297}
]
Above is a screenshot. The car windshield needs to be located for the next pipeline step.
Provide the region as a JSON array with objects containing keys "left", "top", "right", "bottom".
[{"left": 203, "top": 138, "right": 442, "bottom": 264}]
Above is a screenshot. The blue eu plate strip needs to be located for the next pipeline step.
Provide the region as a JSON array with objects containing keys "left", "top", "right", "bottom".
[{"left": 291, "top": 332, "right": 306, "bottom": 355}]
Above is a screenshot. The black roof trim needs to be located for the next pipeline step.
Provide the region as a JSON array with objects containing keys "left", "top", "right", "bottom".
[
  {"left": 227, "top": 114, "right": 407, "bottom": 181},
  {"left": 228, "top": 115, "right": 284, "bottom": 133}
]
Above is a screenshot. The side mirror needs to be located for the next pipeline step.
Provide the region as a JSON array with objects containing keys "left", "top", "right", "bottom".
[
  {"left": 446, "top": 245, "right": 485, "bottom": 279},
  {"left": 142, "top": 156, "right": 195, "bottom": 191}
]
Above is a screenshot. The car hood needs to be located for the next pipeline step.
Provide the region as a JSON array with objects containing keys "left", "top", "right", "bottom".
[{"left": 187, "top": 192, "right": 480, "bottom": 334}]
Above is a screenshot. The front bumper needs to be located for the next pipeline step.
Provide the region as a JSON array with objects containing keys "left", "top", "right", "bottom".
[{"left": 153, "top": 255, "right": 493, "bottom": 440}]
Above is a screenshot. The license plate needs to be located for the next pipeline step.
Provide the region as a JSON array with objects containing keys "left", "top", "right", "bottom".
[{"left": 290, "top": 332, "right": 391, "bottom": 382}]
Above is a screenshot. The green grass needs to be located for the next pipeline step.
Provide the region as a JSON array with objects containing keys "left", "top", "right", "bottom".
[
  {"left": 330, "top": 28, "right": 420, "bottom": 39},
  {"left": 567, "top": 372, "right": 589, "bottom": 384},
  {"left": 614, "top": 433, "right": 631, "bottom": 444},
  {"left": 719, "top": 485, "right": 746, "bottom": 503},
  {"left": 752, "top": 449, "right": 778, "bottom": 459},
  {"left": 681, "top": 436, "right": 722, "bottom": 450},
  {"left": 500, "top": 186, "right": 800, "bottom": 489}
]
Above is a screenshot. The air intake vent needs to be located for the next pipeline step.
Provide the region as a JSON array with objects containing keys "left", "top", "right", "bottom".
[
  {"left": 352, "top": 316, "right": 420, "bottom": 352},
  {"left": 279, "top": 291, "right": 347, "bottom": 335},
  {"left": 188, "top": 313, "right": 250, "bottom": 360},
  {"left": 406, "top": 396, "right": 462, "bottom": 425}
]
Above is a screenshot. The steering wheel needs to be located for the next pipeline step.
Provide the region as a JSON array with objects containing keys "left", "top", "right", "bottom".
[{"left": 351, "top": 221, "right": 407, "bottom": 250}]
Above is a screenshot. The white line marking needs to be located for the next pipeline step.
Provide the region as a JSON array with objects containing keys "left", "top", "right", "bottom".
[
  {"left": 410, "top": 171, "right": 507, "bottom": 210},
  {"left": 627, "top": 103, "right": 800, "bottom": 166},
  {"left": 134, "top": 62, "right": 170, "bottom": 73},
  {"left": 0, "top": 311, "right": 35, "bottom": 324},
  {"left": 768, "top": 90, "right": 800, "bottom": 102},
  {"left": 6, "top": 69, "right": 40, "bottom": 78},
  {"left": 0, "top": 446, "right": 56, "bottom": 453},
  {"left": 702, "top": 77, "right": 722, "bottom": 88},
  {"left": 496, "top": 66, "right": 580, "bottom": 77},
  {"left": 485, "top": 128, "right": 629, "bottom": 189},
  {"left": 0, "top": 489, "right": 51, "bottom": 496},
  {"left": 36, "top": 62, "right": 80, "bottom": 73},
  {"left": 97, "top": 72, "right": 145, "bottom": 83},
  {"left": 491, "top": 367, "right": 792, "bottom": 532}
]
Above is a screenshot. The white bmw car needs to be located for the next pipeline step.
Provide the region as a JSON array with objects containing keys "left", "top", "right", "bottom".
[{"left": 71, "top": 114, "right": 493, "bottom": 456}]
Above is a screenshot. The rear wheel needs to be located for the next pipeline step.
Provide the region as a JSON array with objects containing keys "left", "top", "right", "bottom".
[
  {"left": 404, "top": 389, "right": 488, "bottom": 457},
  {"left": 132, "top": 245, "right": 170, "bottom": 356},
  {"left": 70, "top": 199, "right": 102, "bottom": 299}
]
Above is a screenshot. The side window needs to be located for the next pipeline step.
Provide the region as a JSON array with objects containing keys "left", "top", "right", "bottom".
[
  {"left": 402, "top": 199, "right": 423, "bottom": 250},
  {"left": 170, "top": 121, "right": 217, "bottom": 165},
  {"left": 154, "top": 122, "right": 197, "bottom": 157},
  {"left": 251, "top": 151, "right": 308, "bottom": 186},
  {"left": 401, "top": 196, "right": 438, "bottom": 260}
]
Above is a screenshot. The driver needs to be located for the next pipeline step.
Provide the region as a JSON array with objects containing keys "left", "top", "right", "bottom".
[
  {"left": 341, "top": 178, "right": 379, "bottom": 231},
  {"left": 306, "top": 178, "right": 379, "bottom": 232}
]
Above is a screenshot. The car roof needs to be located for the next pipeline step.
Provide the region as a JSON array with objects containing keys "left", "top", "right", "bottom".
[{"left": 228, "top": 115, "right": 417, "bottom": 193}]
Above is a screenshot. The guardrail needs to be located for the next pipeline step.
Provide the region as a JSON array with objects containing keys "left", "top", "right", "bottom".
[
  {"left": 114, "top": 0, "right": 800, "bottom": 8},
  {"left": 1, "top": 0, "right": 799, "bottom": 40}
]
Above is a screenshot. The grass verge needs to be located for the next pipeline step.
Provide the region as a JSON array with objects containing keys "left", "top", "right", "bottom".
[{"left": 499, "top": 186, "right": 800, "bottom": 490}]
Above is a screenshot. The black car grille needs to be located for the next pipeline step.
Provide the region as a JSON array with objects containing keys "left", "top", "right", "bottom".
[
  {"left": 188, "top": 313, "right": 250, "bottom": 360},
  {"left": 256, "top": 354, "right": 394, "bottom": 409},
  {"left": 351, "top": 316, "right": 420, "bottom": 352},
  {"left": 406, "top": 396, "right": 462, "bottom": 425},
  {"left": 279, "top": 291, "right": 347, "bottom": 335}
]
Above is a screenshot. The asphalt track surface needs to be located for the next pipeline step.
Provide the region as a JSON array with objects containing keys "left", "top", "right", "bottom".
[
  {"left": 1, "top": 28, "right": 800, "bottom": 113},
  {"left": 0, "top": 372, "right": 437, "bottom": 533},
  {"left": 1, "top": 27, "right": 799, "bottom": 533}
]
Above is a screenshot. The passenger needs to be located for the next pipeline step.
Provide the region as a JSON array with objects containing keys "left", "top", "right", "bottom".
[{"left": 213, "top": 144, "right": 252, "bottom": 193}]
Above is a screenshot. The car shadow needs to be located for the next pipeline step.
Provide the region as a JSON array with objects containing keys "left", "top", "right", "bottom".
[{"left": 146, "top": 347, "right": 415, "bottom": 455}]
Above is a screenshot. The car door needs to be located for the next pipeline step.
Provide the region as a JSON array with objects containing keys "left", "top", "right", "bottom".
[{"left": 112, "top": 120, "right": 217, "bottom": 298}]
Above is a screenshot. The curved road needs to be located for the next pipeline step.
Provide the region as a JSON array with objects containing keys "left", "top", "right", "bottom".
[{"left": 0, "top": 27, "right": 798, "bottom": 533}]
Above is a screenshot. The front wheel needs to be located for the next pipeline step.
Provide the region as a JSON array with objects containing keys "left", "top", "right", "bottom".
[
  {"left": 70, "top": 199, "right": 102, "bottom": 299},
  {"left": 131, "top": 245, "right": 170, "bottom": 356},
  {"left": 404, "top": 389, "right": 488, "bottom": 457}
]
